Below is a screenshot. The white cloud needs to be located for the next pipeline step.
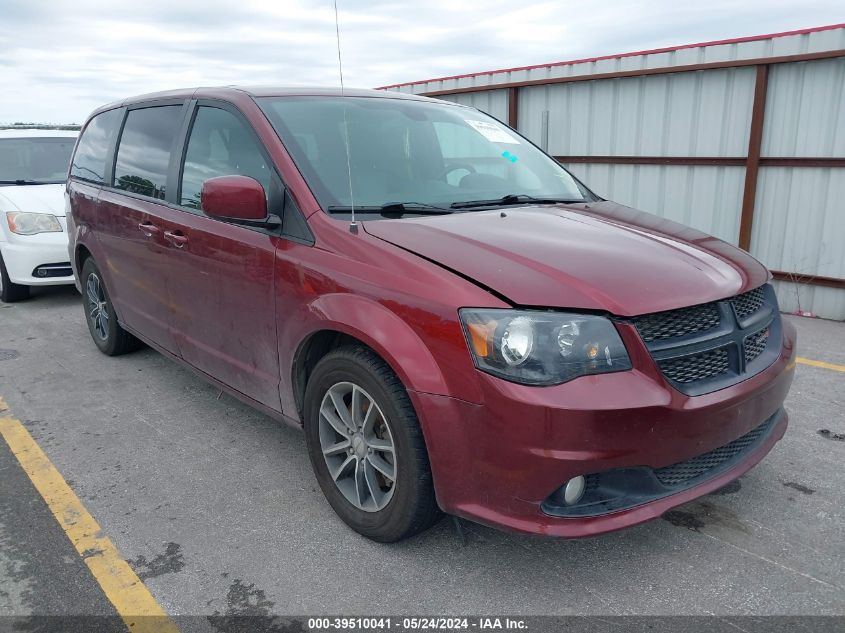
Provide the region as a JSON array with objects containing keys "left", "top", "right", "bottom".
[{"left": 1, "top": 0, "right": 842, "bottom": 123}]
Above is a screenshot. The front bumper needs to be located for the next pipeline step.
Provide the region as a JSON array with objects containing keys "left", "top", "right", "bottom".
[
  {"left": 0, "top": 227, "right": 74, "bottom": 286},
  {"left": 412, "top": 319, "right": 796, "bottom": 537}
]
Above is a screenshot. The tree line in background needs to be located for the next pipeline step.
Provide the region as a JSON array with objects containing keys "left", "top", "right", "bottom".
[{"left": 0, "top": 123, "right": 81, "bottom": 130}]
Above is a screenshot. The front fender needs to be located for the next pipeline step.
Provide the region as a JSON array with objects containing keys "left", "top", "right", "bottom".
[
  {"left": 280, "top": 292, "right": 483, "bottom": 417},
  {"left": 71, "top": 225, "right": 113, "bottom": 299}
]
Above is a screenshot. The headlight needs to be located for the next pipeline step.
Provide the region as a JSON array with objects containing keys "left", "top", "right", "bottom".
[
  {"left": 460, "top": 308, "right": 632, "bottom": 385},
  {"left": 6, "top": 212, "right": 63, "bottom": 235}
]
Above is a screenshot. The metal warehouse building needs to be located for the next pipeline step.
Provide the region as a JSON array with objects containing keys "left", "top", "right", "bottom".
[{"left": 380, "top": 24, "right": 845, "bottom": 320}]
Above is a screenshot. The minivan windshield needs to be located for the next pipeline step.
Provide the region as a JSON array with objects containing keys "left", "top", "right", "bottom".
[
  {"left": 258, "top": 96, "right": 593, "bottom": 216},
  {"left": 0, "top": 137, "right": 75, "bottom": 185}
]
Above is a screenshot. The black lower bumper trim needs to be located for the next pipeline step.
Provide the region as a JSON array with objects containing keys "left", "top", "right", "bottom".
[
  {"left": 541, "top": 409, "right": 783, "bottom": 518},
  {"left": 32, "top": 262, "right": 73, "bottom": 278}
]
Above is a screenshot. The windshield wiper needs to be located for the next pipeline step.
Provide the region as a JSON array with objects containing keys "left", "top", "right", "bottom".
[
  {"left": 0, "top": 179, "right": 52, "bottom": 185},
  {"left": 450, "top": 194, "right": 584, "bottom": 209},
  {"left": 327, "top": 202, "right": 453, "bottom": 216}
]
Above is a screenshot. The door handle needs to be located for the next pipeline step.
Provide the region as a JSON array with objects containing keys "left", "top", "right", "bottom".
[
  {"left": 163, "top": 230, "right": 188, "bottom": 248},
  {"left": 138, "top": 222, "right": 160, "bottom": 237}
]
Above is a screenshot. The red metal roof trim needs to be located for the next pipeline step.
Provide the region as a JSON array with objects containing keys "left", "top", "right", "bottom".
[{"left": 377, "top": 23, "right": 845, "bottom": 89}]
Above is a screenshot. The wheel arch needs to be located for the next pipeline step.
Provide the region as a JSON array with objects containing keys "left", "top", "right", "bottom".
[
  {"left": 288, "top": 294, "right": 463, "bottom": 423},
  {"left": 74, "top": 243, "right": 93, "bottom": 274}
]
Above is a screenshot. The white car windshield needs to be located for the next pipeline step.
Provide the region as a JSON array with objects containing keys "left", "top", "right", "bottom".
[{"left": 0, "top": 137, "right": 75, "bottom": 184}]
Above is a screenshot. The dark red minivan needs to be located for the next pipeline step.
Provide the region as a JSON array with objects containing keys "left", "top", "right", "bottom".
[{"left": 67, "top": 87, "right": 796, "bottom": 542}]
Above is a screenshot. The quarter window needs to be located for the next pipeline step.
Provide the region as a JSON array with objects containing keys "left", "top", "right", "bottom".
[
  {"left": 180, "top": 107, "right": 271, "bottom": 209},
  {"left": 70, "top": 109, "right": 122, "bottom": 184},
  {"left": 114, "top": 106, "right": 183, "bottom": 199}
]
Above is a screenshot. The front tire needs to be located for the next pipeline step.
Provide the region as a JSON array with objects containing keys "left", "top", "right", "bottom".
[
  {"left": 0, "top": 251, "right": 30, "bottom": 303},
  {"left": 80, "top": 257, "right": 142, "bottom": 356},
  {"left": 303, "top": 345, "right": 440, "bottom": 542}
]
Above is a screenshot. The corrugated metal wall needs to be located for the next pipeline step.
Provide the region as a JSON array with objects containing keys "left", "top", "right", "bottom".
[
  {"left": 751, "top": 56, "right": 845, "bottom": 318},
  {"left": 519, "top": 68, "right": 756, "bottom": 156},
  {"left": 385, "top": 26, "right": 845, "bottom": 319},
  {"left": 526, "top": 67, "right": 756, "bottom": 244},
  {"left": 439, "top": 90, "right": 509, "bottom": 124},
  {"left": 389, "top": 26, "right": 845, "bottom": 95},
  {"left": 763, "top": 57, "right": 845, "bottom": 157},
  {"left": 562, "top": 163, "right": 745, "bottom": 244}
]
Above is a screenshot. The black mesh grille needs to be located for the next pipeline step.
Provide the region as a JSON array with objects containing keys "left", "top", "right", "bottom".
[
  {"left": 744, "top": 327, "right": 770, "bottom": 363},
  {"left": 731, "top": 286, "right": 765, "bottom": 321},
  {"left": 632, "top": 285, "right": 778, "bottom": 395},
  {"left": 658, "top": 348, "right": 730, "bottom": 384},
  {"left": 654, "top": 419, "right": 772, "bottom": 486},
  {"left": 632, "top": 302, "right": 721, "bottom": 343}
]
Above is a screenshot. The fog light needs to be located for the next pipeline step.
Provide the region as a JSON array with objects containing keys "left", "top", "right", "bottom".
[{"left": 563, "top": 475, "right": 586, "bottom": 505}]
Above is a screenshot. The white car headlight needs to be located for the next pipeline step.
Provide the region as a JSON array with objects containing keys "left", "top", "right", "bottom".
[{"left": 6, "top": 212, "right": 63, "bottom": 235}]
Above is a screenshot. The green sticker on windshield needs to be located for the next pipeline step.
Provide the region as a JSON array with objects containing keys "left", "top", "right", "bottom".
[{"left": 501, "top": 150, "right": 518, "bottom": 163}]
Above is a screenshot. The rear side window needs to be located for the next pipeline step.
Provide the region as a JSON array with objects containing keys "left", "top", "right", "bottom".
[
  {"left": 70, "top": 109, "right": 121, "bottom": 184},
  {"left": 179, "top": 106, "right": 271, "bottom": 209},
  {"left": 114, "top": 106, "right": 183, "bottom": 199}
]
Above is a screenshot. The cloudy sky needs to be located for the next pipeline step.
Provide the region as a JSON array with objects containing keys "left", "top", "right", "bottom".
[{"left": 2, "top": 0, "right": 842, "bottom": 123}]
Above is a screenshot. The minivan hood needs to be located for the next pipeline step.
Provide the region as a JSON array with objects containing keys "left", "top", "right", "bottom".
[
  {"left": 363, "top": 201, "right": 769, "bottom": 316},
  {"left": 0, "top": 183, "right": 67, "bottom": 216}
]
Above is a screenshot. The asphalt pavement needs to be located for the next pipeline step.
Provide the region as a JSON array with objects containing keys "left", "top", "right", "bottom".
[{"left": 0, "top": 285, "right": 843, "bottom": 626}]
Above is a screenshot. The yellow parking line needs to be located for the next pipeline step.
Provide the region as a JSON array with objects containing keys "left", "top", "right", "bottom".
[
  {"left": 0, "top": 396, "right": 179, "bottom": 633},
  {"left": 796, "top": 357, "right": 845, "bottom": 373}
]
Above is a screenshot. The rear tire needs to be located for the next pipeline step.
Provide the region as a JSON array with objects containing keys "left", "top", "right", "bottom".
[
  {"left": 80, "top": 257, "right": 142, "bottom": 356},
  {"left": 303, "top": 345, "right": 441, "bottom": 542},
  {"left": 0, "top": 251, "right": 31, "bottom": 303}
]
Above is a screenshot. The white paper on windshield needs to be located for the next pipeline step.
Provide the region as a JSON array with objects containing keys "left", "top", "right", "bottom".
[{"left": 465, "top": 119, "right": 521, "bottom": 144}]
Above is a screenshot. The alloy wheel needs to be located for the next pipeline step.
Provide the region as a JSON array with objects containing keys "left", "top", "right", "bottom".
[
  {"left": 318, "top": 381, "right": 397, "bottom": 512},
  {"left": 86, "top": 273, "right": 109, "bottom": 341}
]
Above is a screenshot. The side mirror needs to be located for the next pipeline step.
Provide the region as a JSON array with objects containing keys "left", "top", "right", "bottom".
[{"left": 201, "top": 175, "right": 267, "bottom": 221}]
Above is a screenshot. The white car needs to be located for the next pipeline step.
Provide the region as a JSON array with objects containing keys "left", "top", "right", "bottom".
[{"left": 0, "top": 128, "right": 78, "bottom": 302}]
